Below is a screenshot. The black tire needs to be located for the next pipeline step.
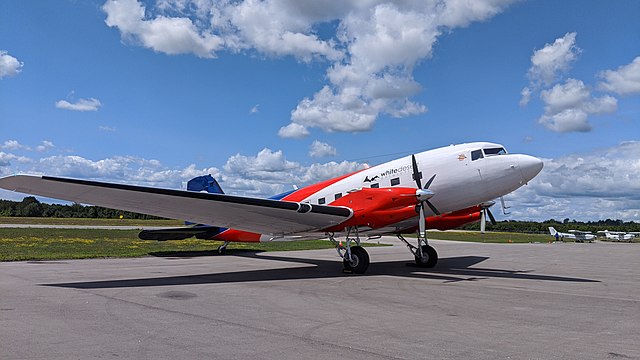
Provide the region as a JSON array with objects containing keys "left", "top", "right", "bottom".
[
  {"left": 218, "top": 246, "right": 227, "bottom": 255},
  {"left": 415, "top": 244, "right": 438, "bottom": 268},
  {"left": 343, "top": 246, "right": 370, "bottom": 274}
]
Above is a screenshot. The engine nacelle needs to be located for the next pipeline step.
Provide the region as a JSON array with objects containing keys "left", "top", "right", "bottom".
[{"left": 323, "top": 187, "right": 421, "bottom": 232}]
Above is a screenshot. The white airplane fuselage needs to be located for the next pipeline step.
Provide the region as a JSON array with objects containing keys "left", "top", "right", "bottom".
[{"left": 305, "top": 142, "right": 538, "bottom": 215}]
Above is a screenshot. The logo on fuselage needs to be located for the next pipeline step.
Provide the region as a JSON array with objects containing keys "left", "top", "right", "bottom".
[
  {"left": 363, "top": 165, "right": 412, "bottom": 183},
  {"left": 363, "top": 175, "right": 380, "bottom": 183}
]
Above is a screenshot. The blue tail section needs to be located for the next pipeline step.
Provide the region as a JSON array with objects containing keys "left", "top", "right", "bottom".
[
  {"left": 185, "top": 175, "right": 225, "bottom": 227},
  {"left": 187, "top": 174, "right": 224, "bottom": 194}
]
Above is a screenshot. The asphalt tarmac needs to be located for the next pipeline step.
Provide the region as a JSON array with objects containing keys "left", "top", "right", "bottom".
[{"left": 1, "top": 238, "right": 639, "bottom": 360}]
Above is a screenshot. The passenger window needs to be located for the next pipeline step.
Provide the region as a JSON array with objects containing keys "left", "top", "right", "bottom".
[
  {"left": 471, "top": 150, "right": 483, "bottom": 161},
  {"left": 370, "top": 183, "right": 379, "bottom": 188},
  {"left": 334, "top": 193, "right": 342, "bottom": 200},
  {"left": 318, "top": 197, "right": 325, "bottom": 205},
  {"left": 391, "top": 178, "right": 400, "bottom": 186}
]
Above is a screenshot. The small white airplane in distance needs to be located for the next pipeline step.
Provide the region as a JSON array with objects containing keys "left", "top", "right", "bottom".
[
  {"left": 0, "top": 142, "right": 543, "bottom": 274},
  {"left": 548, "top": 227, "right": 596, "bottom": 243},
  {"left": 597, "top": 230, "right": 635, "bottom": 242}
]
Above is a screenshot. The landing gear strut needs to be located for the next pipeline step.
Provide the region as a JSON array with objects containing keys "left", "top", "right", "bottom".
[
  {"left": 217, "top": 241, "right": 230, "bottom": 255},
  {"left": 328, "top": 227, "right": 370, "bottom": 274},
  {"left": 396, "top": 234, "right": 438, "bottom": 268}
]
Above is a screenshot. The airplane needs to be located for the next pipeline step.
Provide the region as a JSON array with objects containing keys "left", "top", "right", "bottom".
[
  {"left": 138, "top": 174, "right": 492, "bottom": 243},
  {"left": 597, "top": 230, "right": 635, "bottom": 242},
  {"left": 0, "top": 142, "right": 543, "bottom": 274},
  {"left": 548, "top": 227, "right": 596, "bottom": 243}
]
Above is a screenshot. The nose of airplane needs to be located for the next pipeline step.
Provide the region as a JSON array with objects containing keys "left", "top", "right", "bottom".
[{"left": 518, "top": 155, "right": 544, "bottom": 183}]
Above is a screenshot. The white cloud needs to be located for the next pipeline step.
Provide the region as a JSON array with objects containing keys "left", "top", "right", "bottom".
[
  {"left": 249, "top": 104, "right": 259, "bottom": 114},
  {"left": 224, "top": 0, "right": 342, "bottom": 62},
  {"left": 538, "top": 109, "right": 591, "bottom": 133},
  {"left": 99, "top": 125, "right": 117, "bottom": 132},
  {"left": 35, "top": 154, "right": 220, "bottom": 190},
  {"left": 309, "top": 140, "right": 337, "bottom": 158},
  {"left": 0, "top": 152, "right": 31, "bottom": 167},
  {"left": 289, "top": 86, "right": 379, "bottom": 134},
  {"left": 278, "top": 123, "right": 310, "bottom": 139},
  {"left": 55, "top": 98, "right": 102, "bottom": 112},
  {"left": 527, "top": 32, "right": 580, "bottom": 87},
  {"left": 519, "top": 87, "right": 531, "bottom": 106},
  {"left": 223, "top": 148, "right": 298, "bottom": 180},
  {"left": 1, "top": 140, "right": 26, "bottom": 150},
  {"left": 537, "top": 79, "right": 617, "bottom": 133},
  {"left": 35, "top": 141, "right": 55, "bottom": 152},
  {"left": 521, "top": 33, "right": 630, "bottom": 133},
  {"left": 103, "top": 0, "right": 223, "bottom": 58},
  {"left": 102, "top": 0, "right": 514, "bottom": 136},
  {"left": 540, "top": 78, "right": 590, "bottom": 114},
  {"left": 507, "top": 141, "right": 640, "bottom": 221},
  {"left": 221, "top": 148, "right": 362, "bottom": 196},
  {"left": 598, "top": 56, "right": 640, "bottom": 95},
  {"left": 0, "top": 50, "right": 23, "bottom": 79}
]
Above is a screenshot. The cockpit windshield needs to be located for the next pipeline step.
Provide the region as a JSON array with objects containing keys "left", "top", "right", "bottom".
[{"left": 483, "top": 147, "right": 507, "bottom": 156}]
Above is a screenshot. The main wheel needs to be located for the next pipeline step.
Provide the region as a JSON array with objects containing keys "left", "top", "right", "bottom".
[
  {"left": 343, "top": 246, "right": 370, "bottom": 274},
  {"left": 415, "top": 244, "right": 438, "bottom": 268}
]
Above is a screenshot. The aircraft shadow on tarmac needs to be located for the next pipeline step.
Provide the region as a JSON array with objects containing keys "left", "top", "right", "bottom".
[{"left": 45, "top": 252, "right": 599, "bottom": 289}]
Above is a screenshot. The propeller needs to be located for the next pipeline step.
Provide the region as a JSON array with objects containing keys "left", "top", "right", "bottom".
[
  {"left": 411, "top": 154, "right": 439, "bottom": 239},
  {"left": 480, "top": 201, "right": 497, "bottom": 234}
]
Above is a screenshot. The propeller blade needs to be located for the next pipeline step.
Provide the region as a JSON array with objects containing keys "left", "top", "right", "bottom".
[
  {"left": 411, "top": 154, "right": 422, "bottom": 189},
  {"left": 480, "top": 209, "right": 486, "bottom": 233},
  {"left": 425, "top": 200, "right": 440, "bottom": 216},
  {"left": 487, "top": 208, "right": 497, "bottom": 225},
  {"left": 424, "top": 174, "right": 436, "bottom": 189}
]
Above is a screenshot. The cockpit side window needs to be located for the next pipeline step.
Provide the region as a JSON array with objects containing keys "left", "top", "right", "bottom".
[
  {"left": 471, "top": 149, "right": 484, "bottom": 161},
  {"left": 483, "top": 147, "right": 507, "bottom": 156}
]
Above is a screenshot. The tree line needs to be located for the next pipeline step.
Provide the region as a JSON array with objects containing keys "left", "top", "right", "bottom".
[
  {"left": 0, "top": 197, "right": 163, "bottom": 220},
  {"left": 2, "top": 197, "right": 640, "bottom": 233}
]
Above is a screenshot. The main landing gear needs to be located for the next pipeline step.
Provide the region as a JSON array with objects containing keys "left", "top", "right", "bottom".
[
  {"left": 328, "top": 227, "right": 370, "bottom": 274},
  {"left": 328, "top": 227, "right": 439, "bottom": 274},
  {"left": 396, "top": 234, "right": 438, "bottom": 268}
]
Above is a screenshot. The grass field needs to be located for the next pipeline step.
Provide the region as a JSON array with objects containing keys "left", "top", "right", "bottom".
[
  {"left": 1, "top": 219, "right": 634, "bottom": 261},
  {"left": 0, "top": 217, "right": 183, "bottom": 227},
  {"left": 0, "top": 227, "right": 389, "bottom": 261}
]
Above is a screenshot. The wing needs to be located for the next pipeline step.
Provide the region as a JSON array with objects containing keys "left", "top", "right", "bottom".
[{"left": 0, "top": 175, "right": 352, "bottom": 235}]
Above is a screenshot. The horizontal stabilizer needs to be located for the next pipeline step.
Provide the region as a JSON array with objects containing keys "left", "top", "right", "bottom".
[{"left": 138, "top": 226, "right": 223, "bottom": 241}]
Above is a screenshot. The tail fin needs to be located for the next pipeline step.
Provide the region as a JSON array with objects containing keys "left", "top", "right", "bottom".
[
  {"left": 187, "top": 174, "right": 224, "bottom": 194},
  {"left": 549, "top": 227, "right": 557, "bottom": 236},
  {"left": 185, "top": 175, "right": 224, "bottom": 226}
]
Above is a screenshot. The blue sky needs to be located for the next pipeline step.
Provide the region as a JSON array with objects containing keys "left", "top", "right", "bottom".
[{"left": 1, "top": 0, "right": 639, "bottom": 221}]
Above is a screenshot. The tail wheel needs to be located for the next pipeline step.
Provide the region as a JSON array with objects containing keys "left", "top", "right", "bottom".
[
  {"left": 415, "top": 244, "right": 438, "bottom": 268},
  {"left": 343, "top": 246, "right": 370, "bottom": 274}
]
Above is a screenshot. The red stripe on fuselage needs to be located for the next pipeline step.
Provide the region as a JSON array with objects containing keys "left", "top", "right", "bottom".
[
  {"left": 208, "top": 169, "right": 365, "bottom": 243},
  {"left": 280, "top": 168, "right": 366, "bottom": 202}
]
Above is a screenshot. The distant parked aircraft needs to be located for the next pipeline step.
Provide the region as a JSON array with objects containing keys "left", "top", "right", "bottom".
[
  {"left": 597, "top": 230, "right": 634, "bottom": 242},
  {"left": 549, "top": 227, "right": 596, "bottom": 243}
]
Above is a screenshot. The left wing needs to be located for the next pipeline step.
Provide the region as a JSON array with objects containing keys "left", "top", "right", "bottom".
[{"left": 0, "top": 175, "right": 352, "bottom": 235}]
